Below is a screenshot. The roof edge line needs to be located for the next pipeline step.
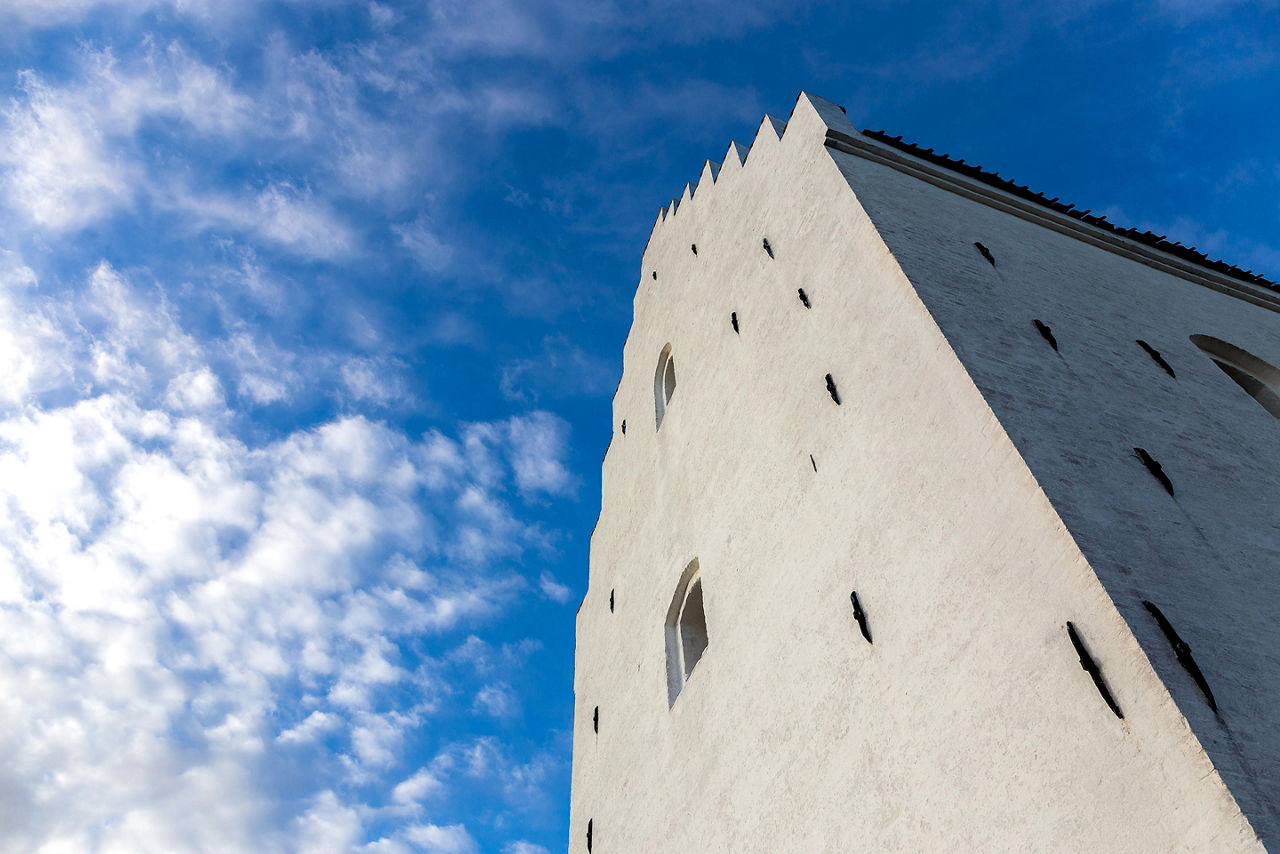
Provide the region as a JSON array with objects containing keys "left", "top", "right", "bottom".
[{"left": 825, "top": 130, "right": 1280, "bottom": 315}]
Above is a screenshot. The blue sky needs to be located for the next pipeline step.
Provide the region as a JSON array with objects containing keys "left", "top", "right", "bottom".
[{"left": 0, "top": 1, "right": 1276, "bottom": 851}]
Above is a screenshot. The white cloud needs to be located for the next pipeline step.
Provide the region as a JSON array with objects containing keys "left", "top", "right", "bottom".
[
  {"left": 504, "top": 411, "right": 575, "bottom": 496},
  {"left": 500, "top": 334, "right": 616, "bottom": 402},
  {"left": 278, "top": 710, "right": 342, "bottom": 745},
  {"left": 402, "top": 823, "right": 479, "bottom": 854},
  {"left": 393, "top": 216, "right": 454, "bottom": 272},
  {"left": 0, "top": 71, "right": 136, "bottom": 230},
  {"left": 0, "top": 46, "right": 251, "bottom": 232},
  {"left": 537, "top": 571, "right": 572, "bottom": 604},
  {"left": 0, "top": 260, "right": 568, "bottom": 848},
  {"left": 0, "top": 0, "right": 158, "bottom": 28},
  {"left": 392, "top": 767, "right": 446, "bottom": 804},
  {"left": 297, "top": 790, "right": 364, "bottom": 853},
  {"left": 166, "top": 181, "right": 356, "bottom": 259},
  {"left": 473, "top": 681, "right": 518, "bottom": 718},
  {"left": 503, "top": 843, "right": 552, "bottom": 854}
]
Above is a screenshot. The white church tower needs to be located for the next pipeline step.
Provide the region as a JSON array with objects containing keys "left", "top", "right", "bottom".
[{"left": 569, "top": 92, "right": 1279, "bottom": 851}]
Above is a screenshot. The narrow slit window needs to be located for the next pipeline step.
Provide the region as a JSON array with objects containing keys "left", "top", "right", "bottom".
[
  {"left": 665, "top": 559, "right": 709, "bottom": 706},
  {"left": 1191, "top": 334, "right": 1280, "bottom": 418},
  {"left": 654, "top": 344, "right": 677, "bottom": 429}
]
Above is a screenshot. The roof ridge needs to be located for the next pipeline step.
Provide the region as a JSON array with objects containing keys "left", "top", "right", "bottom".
[{"left": 859, "top": 129, "right": 1277, "bottom": 292}]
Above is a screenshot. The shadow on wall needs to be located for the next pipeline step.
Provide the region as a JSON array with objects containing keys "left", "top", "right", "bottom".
[
  {"left": 1191, "top": 334, "right": 1280, "bottom": 418},
  {"left": 665, "top": 558, "right": 707, "bottom": 707}
]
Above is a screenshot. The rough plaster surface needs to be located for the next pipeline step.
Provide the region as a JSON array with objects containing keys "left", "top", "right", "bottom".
[{"left": 570, "top": 93, "right": 1271, "bottom": 852}]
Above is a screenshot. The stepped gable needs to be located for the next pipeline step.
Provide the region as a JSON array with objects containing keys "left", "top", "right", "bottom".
[{"left": 649, "top": 93, "right": 1275, "bottom": 294}]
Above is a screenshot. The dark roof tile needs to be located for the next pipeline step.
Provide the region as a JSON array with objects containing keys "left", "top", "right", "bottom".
[{"left": 861, "top": 128, "right": 1277, "bottom": 292}]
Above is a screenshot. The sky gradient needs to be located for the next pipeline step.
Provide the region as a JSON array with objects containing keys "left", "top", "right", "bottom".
[{"left": 0, "top": 1, "right": 1277, "bottom": 851}]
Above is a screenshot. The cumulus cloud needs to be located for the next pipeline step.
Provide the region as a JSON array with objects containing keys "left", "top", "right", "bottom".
[{"left": 0, "top": 259, "right": 572, "bottom": 849}]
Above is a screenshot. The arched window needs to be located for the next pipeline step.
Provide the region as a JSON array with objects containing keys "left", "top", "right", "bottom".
[
  {"left": 665, "top": 559, "right": 708, "bottom": 706},
  {"left": 1190, "top": 334, "right": 1280, "bottom": 418},
  {"left": 654, "top": 344, "right": 677, "bottom": 429}
]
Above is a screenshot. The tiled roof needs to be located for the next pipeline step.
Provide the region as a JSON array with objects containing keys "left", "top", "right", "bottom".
[{"left": 861, "top": 129, "right": 1278, "bottom": 292}]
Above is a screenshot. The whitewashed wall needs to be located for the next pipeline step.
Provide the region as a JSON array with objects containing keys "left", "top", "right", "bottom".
[{"left": 569, "top": 93, "right": 1268, "bottom": 852}]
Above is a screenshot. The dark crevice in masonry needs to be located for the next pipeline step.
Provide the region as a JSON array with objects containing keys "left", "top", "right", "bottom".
[
  {"left": 1066, "top": 621, "right": 1124, "bottom": 719},
  {"left": 1033, "top": 319, "right": 1059, "bottom": 351},
  {"left": 593, "top": 705, "right": 599, "bottom": 733},
  {"left": 1134, "top": 447, "right": 1174, "bottom": 496},
  {"left": 810, "top": 454, "right": 817, "bottom": 472},
  {"left": 620, "top": 420, "right": 626, "bottom": 435},
  {"left": 762, "top": 237, "right": 774, "bottom": 259},
  {"left": 798, "top": 288, "right": 811, "bottom": 308},
  {"left": 825, "top": 374, "right": 841, "bottom": 405},
  {"left": 974, "top": 241, "right": 995, "bottom": 266},
  {"left": 850, "top": 591, "right": 872, "bottom": 643},
  {"left": 587, "top": 819, "right": 593, "bottom": 852},
  {"left": 731, "top": 312, "right": 740, "bottom": 334},
  {"left": 651, "top": 271, "right": 657, "bottom": 280},
  {"left": 1143, "top": 600, "right": 1218, "bottom": 713},
  {"left": 1136, "top": 340, "right": 1177, "bottom": 378},
  {"left": 609, "top": 589, "right": 614, "bottom": 612},
  {"left": 860, "top": 129, "right": 1277, "bottom": 291},
  {"left": 691, "top": 243, "right": 697, "bottom": 255}
]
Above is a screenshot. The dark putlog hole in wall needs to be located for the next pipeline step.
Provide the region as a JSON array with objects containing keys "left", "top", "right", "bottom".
[
  {"left": 1066, "top": 621, "right": 1124, "bottom": 719},
  {"left": 1033, "top": 319, "right": 1059, "bottom": 352},
  {"left": 850, "top": 591, "right": 872, "bottom": 643},
  {"left": 825, "top": 374, "right": 841, "bottom": 405},
  {"left": 1133, "top": 447, "right": 1174, "bottom": 496},
  {"left": 1136, "top": 340, "right": 1177, "bottom": 378},
  {"left": 1142, "top": 600, "right": 1218, "bottom": 712}
]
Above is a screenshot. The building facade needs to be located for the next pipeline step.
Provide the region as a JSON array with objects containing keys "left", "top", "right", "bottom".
[{"left": 570, "top": 93, "right": 1279, "bottom": 851}]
